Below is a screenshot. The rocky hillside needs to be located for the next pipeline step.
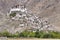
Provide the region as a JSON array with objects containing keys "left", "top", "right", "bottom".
[{"left": 0, "top": 0, "right": 60, "bottom": 33}]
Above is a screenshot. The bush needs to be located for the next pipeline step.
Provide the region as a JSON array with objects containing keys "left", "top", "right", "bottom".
[
  {"left": 0, "top": 30, "right": 11, "bottom": 37},
  {"left": 50, "top": 31, "right": 60, "bottom": 38},
  {"left": 42, "top": 33, "right": 53, "bottom": 38},
  {"left": 11, "top": 32, "right": 19, "bottom": 38},
  {"left": 0, "top": 30, "right": 60, "bottom": 38},
  {"left": 35, "top": 30, "right": 40, "bottom": 38},
  {"left": 28, "top": 31, "right": 35, "bottom": 37},
  {"left": 19, "top": 31, "right": 35, "bottom": 38},
  {"left": 19, "top": 31, "right": 29, "bottom": 37},
  {"left": 9, "top": 12, "right": 16, "bottom": 17}
]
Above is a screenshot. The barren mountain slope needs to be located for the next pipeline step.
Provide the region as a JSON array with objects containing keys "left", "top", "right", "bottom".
[{"left": 0, "top": 0, "right": 60, "bottom": 32}]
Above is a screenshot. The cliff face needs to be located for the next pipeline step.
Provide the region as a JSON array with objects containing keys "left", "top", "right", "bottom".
[{"left": 0, "top": 0, "right": 60, "bottom": 33}]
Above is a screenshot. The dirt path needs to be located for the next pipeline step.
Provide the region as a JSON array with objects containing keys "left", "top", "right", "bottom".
[{"left": 8, "top": 38, "right": 60, "bottom": 40}]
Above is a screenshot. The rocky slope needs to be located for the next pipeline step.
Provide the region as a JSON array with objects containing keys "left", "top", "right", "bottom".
[{"left": 0, "top": 0, "right": 60, "bottom": 33}]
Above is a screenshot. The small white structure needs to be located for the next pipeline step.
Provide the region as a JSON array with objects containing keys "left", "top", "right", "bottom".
[
  {"left": 12, "top": 17, "right": 15, "bottom": 20},
  {"left": 22, "top": 14, "right": 26, "bottom": 17},
  {"left": 19, "top": 24, "right": 24, "bottom": 27},
  {"left": 9, "top": 5, "right": 27, "bottom": 13}
]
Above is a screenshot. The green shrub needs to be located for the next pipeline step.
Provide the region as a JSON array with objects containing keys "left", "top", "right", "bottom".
[
  {"left": 28, "top": 31, "right": 35, "bottom": 37},
  {"left": 19, "top": 30, "right": 60, "bottom": 38},
  {"left": 9, "top": 12, "right": 16, "bottom": 17},
  {"left": 40, "top": 31, "right": 60, "bottom": 38},
  {"left": 19, "top": 31, "right": 29, "bottom": 37},
  {"left": 0, "top": 30, "right": 60, "bottom": 38},
  {"left": 11, "top": 32, "right": 19, "bottom": 38},
  {"left": 1, "top": 30, "right": 11, "bottom": 37},
  {"left": 50, "top": 31, "right": 60, "bottom": 38},
  {"left": 35, "top": 31, "right": 40, "bottom": 38},
  {"left": 42, "top": 33, "right": 53, "bottom": 38}
]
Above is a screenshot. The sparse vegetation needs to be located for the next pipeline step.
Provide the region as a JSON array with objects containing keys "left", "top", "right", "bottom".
[
  {"left": 0, "top": 30, "right": 60, "bottom": 38},
  {"left": 9, "top": 12, "right": 16, "bottom": 17}
]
